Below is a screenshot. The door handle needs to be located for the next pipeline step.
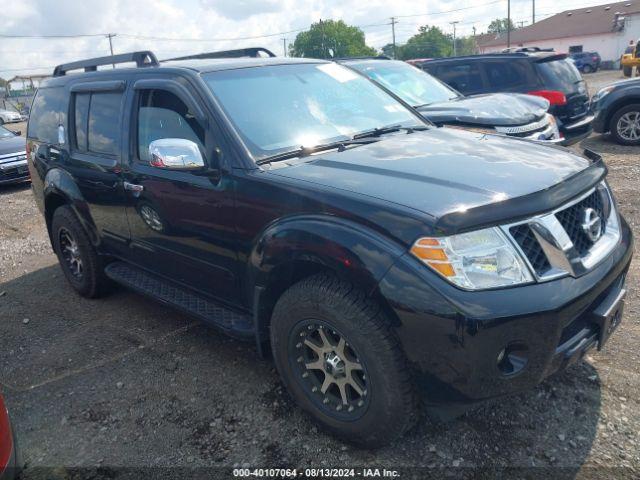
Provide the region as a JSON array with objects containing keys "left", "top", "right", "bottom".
[{"left": 123, "top": 181, "right": 144, "bottom": 194}]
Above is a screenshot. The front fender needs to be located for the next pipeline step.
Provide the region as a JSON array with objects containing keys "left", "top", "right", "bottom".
[
  {"left": 248, "top": 215, "right": 406, "bottom": 294},
  {"left": 44, "top": 167, "right": 99, "bottom": 245}
]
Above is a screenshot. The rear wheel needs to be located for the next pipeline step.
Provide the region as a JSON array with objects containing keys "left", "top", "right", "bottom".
[
  {"left": 623, "top": 66, "right": 632, "bottom": 77},
  {"left": 51, "top": 206, "right": 111, "bottom": 298},
  {"left": 270, "top": 274, "right": 418, "bottom": 448},
  {"left": 583, "top": 65, "right": 592, "bottom": 74},
  {"left": 610, "top": 104, "right": 640, "bottom": 145}
]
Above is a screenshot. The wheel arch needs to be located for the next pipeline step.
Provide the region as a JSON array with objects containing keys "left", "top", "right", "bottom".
[
  {"left": 43, "top": 168, "right": 99, "bottom": 246},
  {"left": 249, "top": 215, "right": 406, "bottom": 353},
  {"left": 605, "top": 96, "right": 640, "bottom": 133}
]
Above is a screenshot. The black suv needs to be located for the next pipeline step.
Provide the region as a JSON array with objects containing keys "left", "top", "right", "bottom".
[
  {"left": 421, "top": 50, "right": 594, "bottom": 144},
  {"left": 27, "top": 49, "right": 632, "bottom": 447}
]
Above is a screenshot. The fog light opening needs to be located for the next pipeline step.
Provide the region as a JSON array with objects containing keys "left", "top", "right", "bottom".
[{"left": 497, "top": 343, "right": 529, "bottom": 376}]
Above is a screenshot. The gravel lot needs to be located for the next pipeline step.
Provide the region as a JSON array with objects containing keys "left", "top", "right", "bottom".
[{"left": 1, "top": 69, "right": 638, "bottom": 479}]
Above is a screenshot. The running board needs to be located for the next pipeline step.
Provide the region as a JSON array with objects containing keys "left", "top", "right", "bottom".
[{"left": 105, "top": 261, "right": 254, "bottom": 338}]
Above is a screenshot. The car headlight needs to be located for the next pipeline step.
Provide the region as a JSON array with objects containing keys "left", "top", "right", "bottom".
[
  {"left": 592, "top": 86, "right": 614, "bottom": 103},
  {"left": 410, "top": 227, "right": 534, "bottom": 290}
]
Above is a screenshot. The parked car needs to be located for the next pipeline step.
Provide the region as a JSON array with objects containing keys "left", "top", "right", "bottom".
[
  {"left": 338, "top": 57, "right": 562, "bottom": 144},
  {"left": 591, "top": 77, "right": 640, "bottom": 145},
  {"left": 570, "top": 51, "right": 601, "bottom": 73},
  {"left": 421, "top": 49, "right": 594, "bottom": 145},
  {"left": 27, "top": 49, "right": 632, "bottom": 447},
  {"left": 0, "top": 110, "right": 22, "bottom": 125},
  {"left": 0, "top": 126, "right": 28, "bottom": 185},
  {"left": 0, "top": 393, "right": 18, "bottom": 480}
]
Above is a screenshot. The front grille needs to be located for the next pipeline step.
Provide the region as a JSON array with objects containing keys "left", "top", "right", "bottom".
[
  {"left": 510, "top": 224, "right": 551, "bottom": 276},
  {"left": 555, "top": 189, "right": 606, "bottom": 256},
  {"left": 507, "top": 125, "right": 548, "bottom": 138}
]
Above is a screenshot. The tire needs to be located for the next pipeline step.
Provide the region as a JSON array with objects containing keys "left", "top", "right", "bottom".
[
  {"left": 51, "top": 205, "right": 111, "bottom": 298},
  {"left": 623, "top": 66, "right": 632, "bottom": 77},
  {"left": 583, "top": 65, "right": 592, "bottom": 74},
  {"left": 0, "top": 118, "right": 4, "bottom": 125},
  {"left": 610, "top": 103, "right": 640, "bottom": 146},
  {"left": 270, "top": 274, "right": 418, "bottom": 448}
]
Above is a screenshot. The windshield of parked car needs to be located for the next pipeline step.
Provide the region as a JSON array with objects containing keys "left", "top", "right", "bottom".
[
  {"left": 203, "top": 63, "right": 423, "bottom": 160},
  {"left": 347, "top": 61, "right": 460, "bottom": 107},
  {"left": 0, "top": 126, "right": 15, "bottom": 138}
]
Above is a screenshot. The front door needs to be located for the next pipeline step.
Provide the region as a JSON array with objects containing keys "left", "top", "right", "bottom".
[{"left": 121, "top": 77, "right": 240, "bottom": 305}]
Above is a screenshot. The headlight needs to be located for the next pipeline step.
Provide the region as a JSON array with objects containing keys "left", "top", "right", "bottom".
[
  {"left": 410, "top": 227, "right": 534, "bottom": 290},
  {"left": 592, "top": 86, "right": 614, "bottom": 103}
]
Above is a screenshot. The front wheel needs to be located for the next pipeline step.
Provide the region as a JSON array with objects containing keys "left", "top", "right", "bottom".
[
  {"left": 270, "top": 274, "right": 418, "bottom": 448},
  {"left": 610, "top": 104, "right": 640, "bottom": 145},
  {"left": 623, "top": 66, "right": 632, "bottom": 77}
]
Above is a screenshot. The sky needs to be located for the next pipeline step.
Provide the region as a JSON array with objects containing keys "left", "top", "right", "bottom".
[{"left": 0, "top": 0, "right": 619, "bottom": 78}]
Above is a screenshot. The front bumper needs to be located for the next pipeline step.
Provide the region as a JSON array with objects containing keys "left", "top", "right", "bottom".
[
  {"left": 0, "top": 158, "right": 29, "bottom": 185},
  {"left": 377, "top": 215, "right": 633, "bottom": 415}
]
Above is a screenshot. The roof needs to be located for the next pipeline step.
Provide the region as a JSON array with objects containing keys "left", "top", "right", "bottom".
[
  {"left": 480, "top": 0, "right": 640, "bottom": 48},
  {"left": 160, "top": 56, "right": 324, "bottom": 73}
]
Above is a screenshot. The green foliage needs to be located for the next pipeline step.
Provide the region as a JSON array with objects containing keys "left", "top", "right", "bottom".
[
  {"left": 289, "top": 20, "right": 377, "bottom": 59},
  {"left": 397, "top": 25, "right": 452, "bottom": 60},
  {"left": 487, "top": 18, "right": 515, "bottom": 34}
]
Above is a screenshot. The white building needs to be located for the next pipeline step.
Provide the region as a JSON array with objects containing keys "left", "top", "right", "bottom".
[{"left": 478, "top": 1, "right": 640, "bottom": 65}]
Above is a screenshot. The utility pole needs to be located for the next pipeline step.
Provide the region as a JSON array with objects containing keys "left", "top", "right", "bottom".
[
  {"left": 507, "top": 0, "right": 511, "bottom": 48},
  {"left": 390, "top": 17, "right": 397, "bottom": 59},
  {"left": 106, "top": 33, "right": 116, "bottom": 68},
  {"left": 533, "top": 0, "right": 536, "bottom": 24},
  {"left": 450, "top": 21, "right": 459, "bottom": 57},
  {"left": 319, "top": 19, "right": 326, "bottom": 58},
  {"left": 281, "top": 38, "right": 287, "bottom": 57}
]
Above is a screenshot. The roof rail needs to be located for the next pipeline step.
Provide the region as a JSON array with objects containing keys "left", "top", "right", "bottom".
[
  {"left": 53, "top": 51, "right": 158, "bottom": 76},
  {"left": 162, "top": 47, "right": 276, "bottom": 62}
]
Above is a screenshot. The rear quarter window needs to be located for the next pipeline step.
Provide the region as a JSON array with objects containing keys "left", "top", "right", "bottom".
[
  {"left": 433, "top": 62, "right": 484, "bottom": 95},
  {"left": 482, "top": 60, "right": 538, "bottom": 91},
  {"left": 27, "top": 87, "right": 68, "bottom": 144}
]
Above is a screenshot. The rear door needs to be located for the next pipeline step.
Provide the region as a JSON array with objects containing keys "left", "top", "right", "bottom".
[
  {"left": 67, "top": 80, "right": 130, "bottom": 253},
  {"left": 479, "top": 59, "right": 539, "bottom": 94},
  {"left": 431, "top": 61, "right": 485, "bottom": 95}
]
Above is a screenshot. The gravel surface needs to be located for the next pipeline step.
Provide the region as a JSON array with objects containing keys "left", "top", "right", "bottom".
[{"left": 0, "top": 70, "right": 638, "bottom": 478}]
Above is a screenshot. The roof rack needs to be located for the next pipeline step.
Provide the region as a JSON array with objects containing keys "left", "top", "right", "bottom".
[
  {"left": 501, "top": 47, "right": 555, "bottom": 53},
  {"left": 53, "top": 51, "right": 159, "bottom": 76},
  {"left": 162, "top": 47, "right": 276, "bottom": 62}
]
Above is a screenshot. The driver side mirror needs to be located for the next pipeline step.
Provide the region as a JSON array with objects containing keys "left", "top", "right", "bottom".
[{"left": 149, "top": 138, "right": 205, "bottom": 171}]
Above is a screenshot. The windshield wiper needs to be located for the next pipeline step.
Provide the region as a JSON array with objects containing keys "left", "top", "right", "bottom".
[
  {"left": 352, "top": 124, "right": 429, "bottom": 139},
  {"left": 256, "top": 138, "right": 379, "bottom": 165}
]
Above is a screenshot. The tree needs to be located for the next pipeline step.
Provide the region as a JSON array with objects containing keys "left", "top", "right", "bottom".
[
  {"left": 399, "top": 25, "right": 452, "bottom": 60},
  {"left": 487, "top": 18, "right": 515, "bottom": 34},
  {"left": 289, "top": 20, "right": 377, "bottom": 59}
]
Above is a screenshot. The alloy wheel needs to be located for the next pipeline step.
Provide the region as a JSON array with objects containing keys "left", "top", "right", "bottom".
[
  {"left": 59, "top": 227, "right": 83, "bottom": 279},
  {"left": 617, "top": 111, "right": 640, "bottom": 141},
  {"left": 289, "top": 320, "right": 370, "bottom": 420}
]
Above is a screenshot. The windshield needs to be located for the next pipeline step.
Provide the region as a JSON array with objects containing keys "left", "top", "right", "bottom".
[
  {"left": 0, "top": 126, "right": 15, "bottom": 138},
  {"left": 348, "top": 61, "right": 459, "bottom": 107},
  {"left": 203, "top": 63, "right": 421, "bottom": 160}
]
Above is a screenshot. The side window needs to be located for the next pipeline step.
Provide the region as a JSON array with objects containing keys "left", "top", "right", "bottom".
[
  {"left": 136, "top": 89, "right": 205, "bottom": 163},
  {"left": 483, "top": 61, "right": 536, "bottom": 91},
  {"left": 74, "top": 93, "right": 90, "bottom": 152},
  {"left": 88, "top": 92, "right": 123, "bottom": 156},
  {"left": 27, "top": 87, "right": 68, "bottom": 144},
  {"left": 436, "top": 63, "right": 483, "bottom": 94}
]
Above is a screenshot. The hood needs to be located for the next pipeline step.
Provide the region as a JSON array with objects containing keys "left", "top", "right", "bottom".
[
  {"left": 267, "top": 128, "right": 592, "bottom": 224},
  {"left": 417, "top": 93, "right": 549, "bottom": 127},
  {"left": 0, "top": 134, "right": 26, "bottom": 156}
]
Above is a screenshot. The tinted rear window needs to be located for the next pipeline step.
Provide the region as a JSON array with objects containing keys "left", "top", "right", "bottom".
[
  {"left": 87, "top": 92, "right": 122, "bottom": 156},
  {"left": 434, "top": 63, "right": 484, "bottom": 94},
  {"left": 28, "top": 87, "right": 68, "bottom": 144},
  {"left": 483, "top": 60, "right": 537, "bottom": 91},
  {"left": 536, "top": 58, "right": 583, "bottom": 92}
]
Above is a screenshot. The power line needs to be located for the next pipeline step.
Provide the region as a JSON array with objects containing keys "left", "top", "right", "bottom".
[{"left": 394, "top": 0, "right": 505, "bottom": 19}]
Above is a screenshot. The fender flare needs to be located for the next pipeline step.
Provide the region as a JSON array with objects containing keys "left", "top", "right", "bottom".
[
  {"left": 43, "top": 167, "right": 99, "bottom": 246},
  {"left": 248, "top": 214, "right": 407, "bottom": 351}
]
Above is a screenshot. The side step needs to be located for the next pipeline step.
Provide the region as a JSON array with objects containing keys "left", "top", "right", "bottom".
[{"left": 105, "top": 261, "right": 254, "bottom": 337}]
